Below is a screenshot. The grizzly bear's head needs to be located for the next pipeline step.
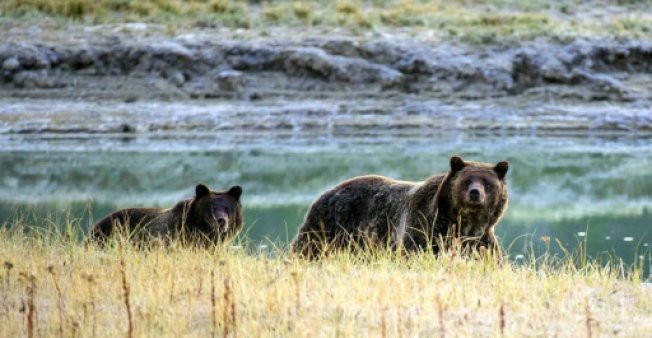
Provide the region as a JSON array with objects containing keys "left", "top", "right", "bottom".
[
  {"left": 190, "top": 184, "right": 243, "bottom": 239},
  {"left": 448, "top": 156, "right": 508, "bottom": 213}
]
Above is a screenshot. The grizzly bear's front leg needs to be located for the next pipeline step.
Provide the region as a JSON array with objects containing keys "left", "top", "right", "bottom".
[
  {"left": 291, "top": 227, "right": 330, "bottom": 259},
  {"left": 477, "top": 229, "right": 502, "bottom": 262}
]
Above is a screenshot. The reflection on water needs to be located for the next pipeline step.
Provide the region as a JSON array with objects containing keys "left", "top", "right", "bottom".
[{"left": 0, "top": 132, "right": 650, "bottom": 273}]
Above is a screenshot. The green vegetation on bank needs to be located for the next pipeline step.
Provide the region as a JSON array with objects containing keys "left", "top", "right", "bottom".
[
  {"left": 0, "top": 219, "right": 651, "bottom": 336},
  {"left": 1, "top": 0, "right": 652, "bottom": 43}
]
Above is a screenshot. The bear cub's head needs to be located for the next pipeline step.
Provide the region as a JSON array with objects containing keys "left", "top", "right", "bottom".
[
  {"left": 191, "top": 184, "right": 243, "bottom": 237},
  {"left": 449, "top": 156, "right": 509, "bottom": 212}
]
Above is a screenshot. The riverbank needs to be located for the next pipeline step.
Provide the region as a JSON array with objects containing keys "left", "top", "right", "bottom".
[
  {"left": 2, "top": 22, "right": 652, "bottom": 134},
  {"left": 2, "top": 1, "right": 652, "bottom": 133},
  {"left": 0, "top": 225, "right": 650, "bottom": 337}
]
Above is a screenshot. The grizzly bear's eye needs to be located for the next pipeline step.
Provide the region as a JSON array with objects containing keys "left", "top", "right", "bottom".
[{"left": 482, "top": 179, "right": 493, "bottom": 192}]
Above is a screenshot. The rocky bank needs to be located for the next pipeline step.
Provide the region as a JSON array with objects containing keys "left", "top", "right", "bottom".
[{"left": 1, "top": 25, "right": 651, "bottom": 133}]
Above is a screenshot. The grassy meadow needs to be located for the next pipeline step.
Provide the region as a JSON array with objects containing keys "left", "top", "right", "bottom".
[
  {"left": 1, "top": 0, "right": 652, "bottom": 43},
  {"left": 1, "top": 219, "right": 651, "bottom": 337}
]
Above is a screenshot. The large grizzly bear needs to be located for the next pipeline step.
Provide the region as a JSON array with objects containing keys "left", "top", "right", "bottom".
[
  {"left": 291, "top": 156, "right": 508, "bottom": 258},
  {"left": 88, "top": 184, "right": 243, "bottom": 245}
]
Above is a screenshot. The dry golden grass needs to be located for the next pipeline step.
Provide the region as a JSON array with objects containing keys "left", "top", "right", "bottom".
[{"left": 0, "top": 220, "right": 651, "bottom": 337}]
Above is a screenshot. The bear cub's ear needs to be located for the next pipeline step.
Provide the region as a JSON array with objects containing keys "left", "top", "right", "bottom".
[
  {"left": 196, "top": 184, "right": 210, "bottom": 197},
  {"left": 494, "top": 161, "right": 509, "bottom": 180},
  {"left": 228, "top": 186, "right": 242, "bottom": 202},
  {"left": 450, "top": 156, "right": 466, "bottom": 172}
]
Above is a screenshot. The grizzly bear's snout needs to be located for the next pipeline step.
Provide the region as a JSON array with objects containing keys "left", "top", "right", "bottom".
[
  {"left": 464, "top": 178, "right": 487, "bottom": 206},
  {"left": 454, "top": 175, "right": 491, "bottom": 209},
  {"left": 210, "top": 211, "right": 228, "bottom": 233},
  {"left": 204, "top": 215, "right": 221, "bottom": 233},
  {"left": 468, "top": 187, "right": 481, "bottom": 202}
]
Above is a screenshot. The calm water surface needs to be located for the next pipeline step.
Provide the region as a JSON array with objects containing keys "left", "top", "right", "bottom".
[{"left": 1, "top": 132, "right": 650, "bottom": 273}]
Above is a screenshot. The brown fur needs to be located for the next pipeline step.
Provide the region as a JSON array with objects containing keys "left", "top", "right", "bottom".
[
  {"left": 291, "top": 156, "right": 509, "bottom": 258},
  {"left": 88, "top": 184, "right": 243, "bottom": 246}
]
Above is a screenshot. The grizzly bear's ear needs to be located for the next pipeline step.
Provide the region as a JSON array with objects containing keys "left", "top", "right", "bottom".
[
  {"left": 494, "top": 161, "right": 509, "bottom": 180},
  {"left": 450, "top": 156, "right": 466, "bottom": 172},
  {"left": 228, "top": 186, "right": 242, "bottom": 202},
  {"left": 195, "top": 184, "right": 210, "bottom": 198}
]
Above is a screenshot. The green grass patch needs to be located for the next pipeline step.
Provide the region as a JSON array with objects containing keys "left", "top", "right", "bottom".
[{"left": 1, "top": 0, "right": 652, "bottom": 43}]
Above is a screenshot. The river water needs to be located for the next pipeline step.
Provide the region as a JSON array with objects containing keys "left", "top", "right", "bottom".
[{"left": 0, "top": 131, "right": 650, "bottom": 272}]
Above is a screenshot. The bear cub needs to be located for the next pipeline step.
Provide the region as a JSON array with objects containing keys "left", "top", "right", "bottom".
[
  {"left": 291, "top": 156, "right": 509, "bottom": 258},
  {"left": 89, "top": 184, "right": 243, "bottom": 245}
]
